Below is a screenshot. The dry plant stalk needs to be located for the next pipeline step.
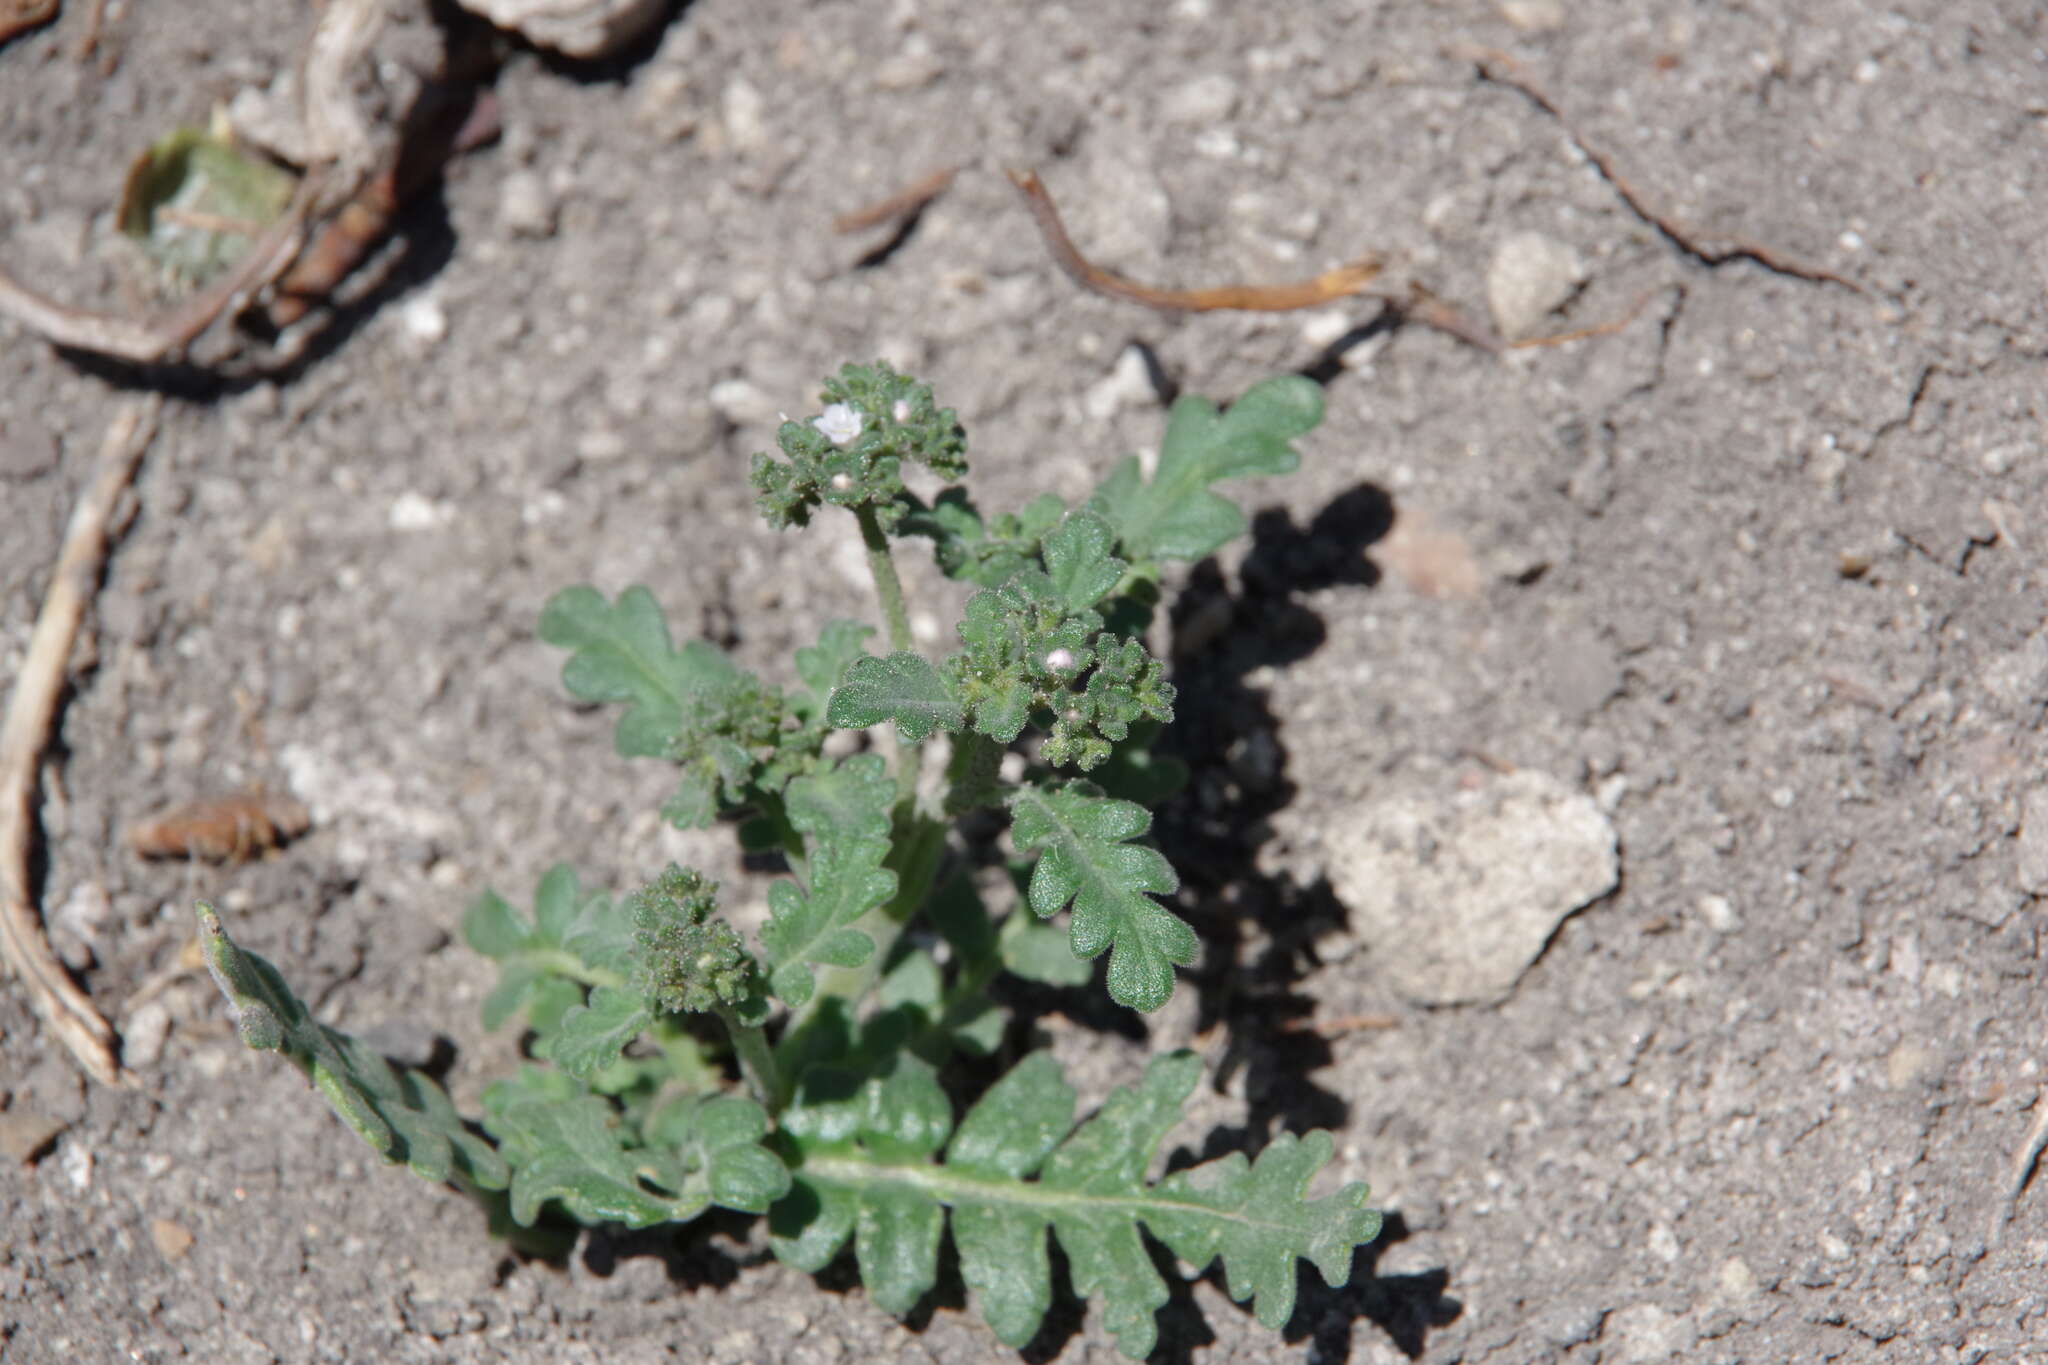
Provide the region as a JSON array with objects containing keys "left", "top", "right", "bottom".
[
  {"left": 0, "top": 398, "right": 161, "bottom": 1087},
  {"left": 127, "top": 792, "right": 311, "bottom": 863},
  {"left": 1463, "top": 46, "right": 1860, "bottom": 291},
  {"left": 1007, "top": 169, "right": 1383, "bottom": 312},
  {"left": 833, "top": 164, "right": 958, "bottom": 235}
]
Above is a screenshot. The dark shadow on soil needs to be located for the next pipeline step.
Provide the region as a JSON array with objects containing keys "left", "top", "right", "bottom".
[
  {"left": 1159, "top": 484, "right": 1392, "bottom": 1137},
  {"left": 1289, "top": 1213, "right": 1462, "bottom": 1359}
]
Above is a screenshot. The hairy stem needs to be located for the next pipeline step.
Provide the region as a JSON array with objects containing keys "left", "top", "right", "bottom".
[
  {"left": 716, "top": 1004, "right": 786, "bottom": 1113},
  {"left": 855, "top": 505, "right": 915, "bottom": 655}
]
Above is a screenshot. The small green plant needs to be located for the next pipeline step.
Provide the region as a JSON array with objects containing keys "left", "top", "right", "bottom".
[{"left": 199, "top": 363, "right": 1380, "bottom": 1356}]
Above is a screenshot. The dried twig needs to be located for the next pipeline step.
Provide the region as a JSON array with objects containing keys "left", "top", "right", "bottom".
[
  {"left": 1992, "top": 1090, "right": 2048, "bottom": 1246},
  {"left": 0, "top": 398, "right": 161, "bottom": 1087},
  {"left": 1008, "top": 169, "right": 1383, "bottom": 312},
  {"left": 268, "top": 82, "right": 500, "bottom": 328},
  {"left": 0, "top": 0, "right": 58, "bottom": 45},
  {"left": 834, "top": 164, "right": 958, "bottom": 235},
  {"left": 1464, "top": 46, "right": 1860, "bottom": 291}
]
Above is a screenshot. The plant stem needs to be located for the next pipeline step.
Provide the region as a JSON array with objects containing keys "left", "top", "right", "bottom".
[
  {"left": 855, "top": 505, "right": 915, "bottom": 655},
  {"left": 716, "top": 1004, "right": 786, "bottom": 1113}
]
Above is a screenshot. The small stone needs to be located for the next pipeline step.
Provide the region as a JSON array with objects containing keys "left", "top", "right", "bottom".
[
  {"left": 498, "top": 170, "right": 556, "bottom": 239},
  {"left": 1083, "top": 345, "right": 1156, "bottom": 420},
  {"left": 1695, "top": 893, "right": 1742, "bottom": 934},
  {"left": 576, "top": 428, "right": 628, "bottom": 461},
  {"left": 1717, "top": 1255, "right": 1759, "bottom": 1301},
  {"left": 1487, "top": 231, "right": 1586, "bottom": 341},
  {"left": 874, "top": 35, "right": 943, "bottom": 90},
  {"left": 1322, "top": 769, "right": 1620, "bottom": 1005},
  {"left": 1980, "top": 443, "right": 2022, "bottom": 476},
  {"left": 1498, "top": 0, "right": 1566, "bottom": 31},
  {"left": 123, "top": 1001, "right": 173, "bottom": 1069},
  {"left": 398, "top": 294, "right": 448, "bottom": 349},
  {"left": 2015, "top": 790, "right": 2048, "bottom": 894},
  {"left": 722, "top": 77, "right": 768, "bottom": 154},
  {"left": 0, "top": 1109, "right": 66, "bottom": 1163},
  {"left": 456, "top": 0, "right": 665, "bottom": 59},
  {"left": 389, "top": 491, "right": 453, "bottom": 531},
  {"left": 1161, "top": 73, "right": 1240, "bottom": 126},
  {"left": 150, "top": 1218, "right": 196, "bottom": 1262},
  {"left": 707, "top": 378, "right": 778, "bottom": 429},
  {"left": 1600, "top": 1304, "right": 1697, "bottom": 1365},
  {"left": 633, "top": 67, "right": 697, "bottom": 141}
]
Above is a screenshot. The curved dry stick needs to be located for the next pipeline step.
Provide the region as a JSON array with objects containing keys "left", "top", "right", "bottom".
[
  {"left": 0, "top": 176, "right": 317, "bottom": 364},
  {"left": 1008, "top": 169, "right": 1382, "bottom": 312},
  {"left": 1462, "top": 46, "right": 1860, "bottom": 292},
  {"left": 0, "top": 397, "right": 161, "bottom": 1086}
]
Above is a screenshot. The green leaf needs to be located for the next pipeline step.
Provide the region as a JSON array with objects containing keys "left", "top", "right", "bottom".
[
  {"left": 547, "top": 986, "right": 652, "bottom": 1080},
  {"left": 998, "top": 912, "right": 1096, "bottom": 987},
  {"left": 195, "top": 903, "right": 509, "bottom": 1193},
  {"left": 826, "top": 652, "right": 963, "bottom": 741},
  {"left": 1007, "top": 784, "right": 1195, "bottom": 1012},
  {"left": 643, "top": 1093, "right": 793, "bottom": 1214},
  {"left": 792, "top": 620, "right": 876, "bottom": 723},
  {"left": 760, "top": 755, "right": 900, "bottom": 1006},
  {"left": 481, "top": 1089, "right": 701, "bottom": 1229},
  {"left": 1091, "top": 375, "right": 1322, "bottom": 564},
  {"left": 773, "top": 1049, "right": 1381, "bottom": 1357},
  {"left": 463, "top": 865, "right": 631, "bottom": 1034},
  {"left": 538, "top": 586, "right": 742, "bottom": 758},
  {"left": 1040, "top": 510, "right": 1128, "bottom": 611}
]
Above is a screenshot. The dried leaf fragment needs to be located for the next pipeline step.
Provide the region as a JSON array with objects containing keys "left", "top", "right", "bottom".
[
  {"left": 127, "top": 792, "right": 311, "bottom": 863},
  {"left": 1008, "top": 169, "right": 1381, "bottom": 312}
]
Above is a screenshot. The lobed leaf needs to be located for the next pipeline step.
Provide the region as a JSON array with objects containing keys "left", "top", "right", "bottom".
[
  {"left": 463, "top": 864, "right": 631, "bottom": 1034},
  {"left": 760, "top": 755, "right": 900, "bottom": 1006},
  {"left": 196, "top": 903, "right": 509, "bottom": 1193},
  {"left": 826, "top": 652, "right": 963, "bottom": 742},
  {"left": 1090, "top": 375, "right": 1322, "bottom": 564},
  {"left": 1007, "top": 784, "right": 1195, "bottom": 1012},
  {"left": 771, "top": 1049, "right": 1380, "bottom": 1357},
  {"left": 538, "top": 586, "right": 742, "bottom": 759}
]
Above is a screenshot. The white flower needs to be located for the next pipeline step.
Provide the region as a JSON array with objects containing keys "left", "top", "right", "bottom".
[
  {"left": 813, "top": 403, "right": 863, "bottom": 446},
  {"left": 1044, "top": 647, "right": 1077, "bottom": 674},
  {"left": 892, "top": 398, "right": 913, "bottom": 424}
]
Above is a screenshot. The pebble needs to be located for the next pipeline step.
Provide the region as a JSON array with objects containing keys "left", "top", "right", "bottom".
[
  {"left": 708, "top": 377, "right": 779, "bottom": 430},
  {"left": 1499, "top": 0, "right": 1566, "bottom": 31},
  {"left": 722, "top": 77, "right": 768, "bottom": 154},
  {"left": 1082, "top": 345, "right": 1157, "bottom": 420},
  {"left": 123, "top": 1001, "right": 173, "bottom": 1069},
  {"left": 398, "top": 294, "right": 448, "bottom": 349},
  {"left": 150, "top": 1218, "right": 196, "bottom": 1262},
  {"left": 1161, "top": 73, "right": 1240, "bottom": 126},
  {"left": 2017, "top": 786, "right": 2048, "bottom": 895},
  {"left": 456, "top": 0, "right": 665, "bottom": 59},
  {"left": 1600, "top": 1304, "right": 1698, "bottom": 1365},
  {"left": 1487, "top": 230, "right": 1586, "bottom": 341},
  {"left": 1695, "top": 893, "right": 1743, "bottom": 934},
  {"left": 1321, "top": 769, "right": 1619, "bottom": 1005},
  {"left": 633, "top": 67, "right": 697, "bottom": 141},
  {"left": 498, "top": 170, "right": 557, "bottom": 239}
]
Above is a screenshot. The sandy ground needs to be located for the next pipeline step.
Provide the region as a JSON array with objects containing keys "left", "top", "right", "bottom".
[{"left": 3, "top": 1, "right": 2047, "bottom": 1360}]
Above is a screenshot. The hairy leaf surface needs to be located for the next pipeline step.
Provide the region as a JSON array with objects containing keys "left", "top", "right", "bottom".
[
  {"left": 1091, "top": 375, "right": 1322, "bottom": 564},
  {"left": 760, "top": 755, "right": 900, "bottom": 1005},
  {"left": 771, "top": 1050, "right": 1379, "bottom": 1357},
  {"left": 197, "top": 903, "right": 509, "bottom": 1191},
  {"left": 826, "top": 652, "right": 963, "bottom": 741},
  {"left": 538, "top": 585, "right": 742, "bottom": 758},
  {"left": 1007, "top": 784, "right": 1195, "bottom": 1012}
]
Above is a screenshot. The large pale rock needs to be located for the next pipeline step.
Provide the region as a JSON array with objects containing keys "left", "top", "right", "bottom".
[
  {"left": 458, "top": 0, "right": 665, "bottom": 59},
  {"left": 1324, "top": 769, "right": 1619, "bottom": 1005}
]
